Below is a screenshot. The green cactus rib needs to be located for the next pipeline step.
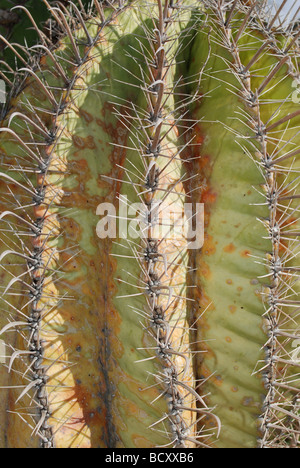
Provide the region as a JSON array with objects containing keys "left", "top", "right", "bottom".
[
  {"left": 177, "top": 0, "right": 300, "bottom": 448},
  {"left": 0, "top": 0, "right": 299, "bottom": 449},
  {"left": 110, "top": 0, "right": 221, "bottom": 447}
]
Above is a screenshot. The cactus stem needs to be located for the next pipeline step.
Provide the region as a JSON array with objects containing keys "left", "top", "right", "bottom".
[
  {"left": 109, "top": 0, "right": 221, "bottom": 447},
  {"left": 205, "top": 0, "right": 299, "bottom": 448},
  {"left": 0, "top": 0, "right": 133, "bottom": 448}
]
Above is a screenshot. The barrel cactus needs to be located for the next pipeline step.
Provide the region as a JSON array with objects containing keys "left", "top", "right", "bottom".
[{"left": 0, "top": 0, "right": 299, "bottom": 449}]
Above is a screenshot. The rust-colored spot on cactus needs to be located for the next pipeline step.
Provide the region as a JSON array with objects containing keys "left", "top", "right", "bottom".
[
  {"left": 31, "top": 235, "right": 44, "bottom": 249},
  {"left": 199, "top": 261, "right": 211, "bottom": 279},
  {"left": 229, "top": 305, "right": 237, "bottom": 314},
  {"left": 40, "top": 55, "right": 47, "bottom": 66},
  {"left": 37, "top": 173, "right": 47, "bottom": 186},
  {"left": 241, "top": 249, "right": 251, "bottom": 257},
  {"left": 60, "top": 251, "right": 79, "bottom": 272},
  {"left": 80, "top": 109, "right": 94, "bottom": 123},
  {"left": 223, "top": 243, "right": 236, "bottom": 253},
  {"left": 198, "top": 290, "right": 215, "bottom": 312},
  {"left": 201, "top": 187, "right": 217, "bottom": 206},
  {"left": 72, "top": 135, "right": 96, "bottom": 149},
  {"left": 213, "top": 374, "right": 223, "bottom": 387},
  {"left": 242, "top": 396, "right": 255, "bottom": 407},
  {"left": 33, "top": 204, "right": 48, "bottom": 219},
  {"left": 203, "top": 234, "right": 216, "bottom": 256},
  {"left": 200, "top": 365, "right": 223, "bottom": 387},
  {"left": 71, "top": 382, "right": 100, "bottom": 423}
]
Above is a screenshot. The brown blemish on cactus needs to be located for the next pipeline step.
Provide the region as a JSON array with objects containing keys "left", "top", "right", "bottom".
[
  {"left": 241, "top": 249, "right": 251, "bottom": 257},
  {"left": 33, "top": 204, "right": 48, "bottom": 219},
  {"left": 72, "top": 134, "right": 96, "bottom": 150},
  {"left": 242, "top": 396, "right": 255, "bottom": 407},
  {"left": 203, "top": 234, "right": 216, "bottom": 256},
  {"left": 214, "top": 374, "right": 224, "bottom": 387},
  {"left": 50, "top": 237, "right": 123, "bottom": 447},
  {"left": 41, "top": 97, "right": 132, "bottom": 448},
  {"left": 224, "top": 243, "right": 236, "bottom": 253},
  {"left": 202, "top": 187, "right": 217, "bottom": 206},
  {"left": 79, "top": 109, "right": 94, "bottom": 124},
  {"left": 199, "top": 261, "right": 211, "bottom": 279},
  {"left": 200, "top": 365, "right": 223, "bottom": 387},
  {"left": 71, "top": 382, "right": 104, "bottom": 427}
]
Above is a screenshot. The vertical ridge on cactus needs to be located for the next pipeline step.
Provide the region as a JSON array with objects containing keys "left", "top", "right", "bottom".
[
  {"left": 177, "top": 0, "right": 300, "bottom": 448},
  {"left": 0, "top": 0, "right": 299, "bottom": 448}
]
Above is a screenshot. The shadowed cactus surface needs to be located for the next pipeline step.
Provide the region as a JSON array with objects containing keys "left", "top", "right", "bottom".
[
  {"left": 0, "top": 0, "right": 299, "bottom": 448},
  {"left": 0, "top": 1, "right": 93, "bottom": 68}
]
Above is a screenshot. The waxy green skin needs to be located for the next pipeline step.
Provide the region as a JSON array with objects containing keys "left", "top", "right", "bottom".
[
  {"left": 179, "top": 11, "right": 300, "bottom": 448},
  {"left": 177, "top": 24, "right": 270, "bottom": 448}
]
